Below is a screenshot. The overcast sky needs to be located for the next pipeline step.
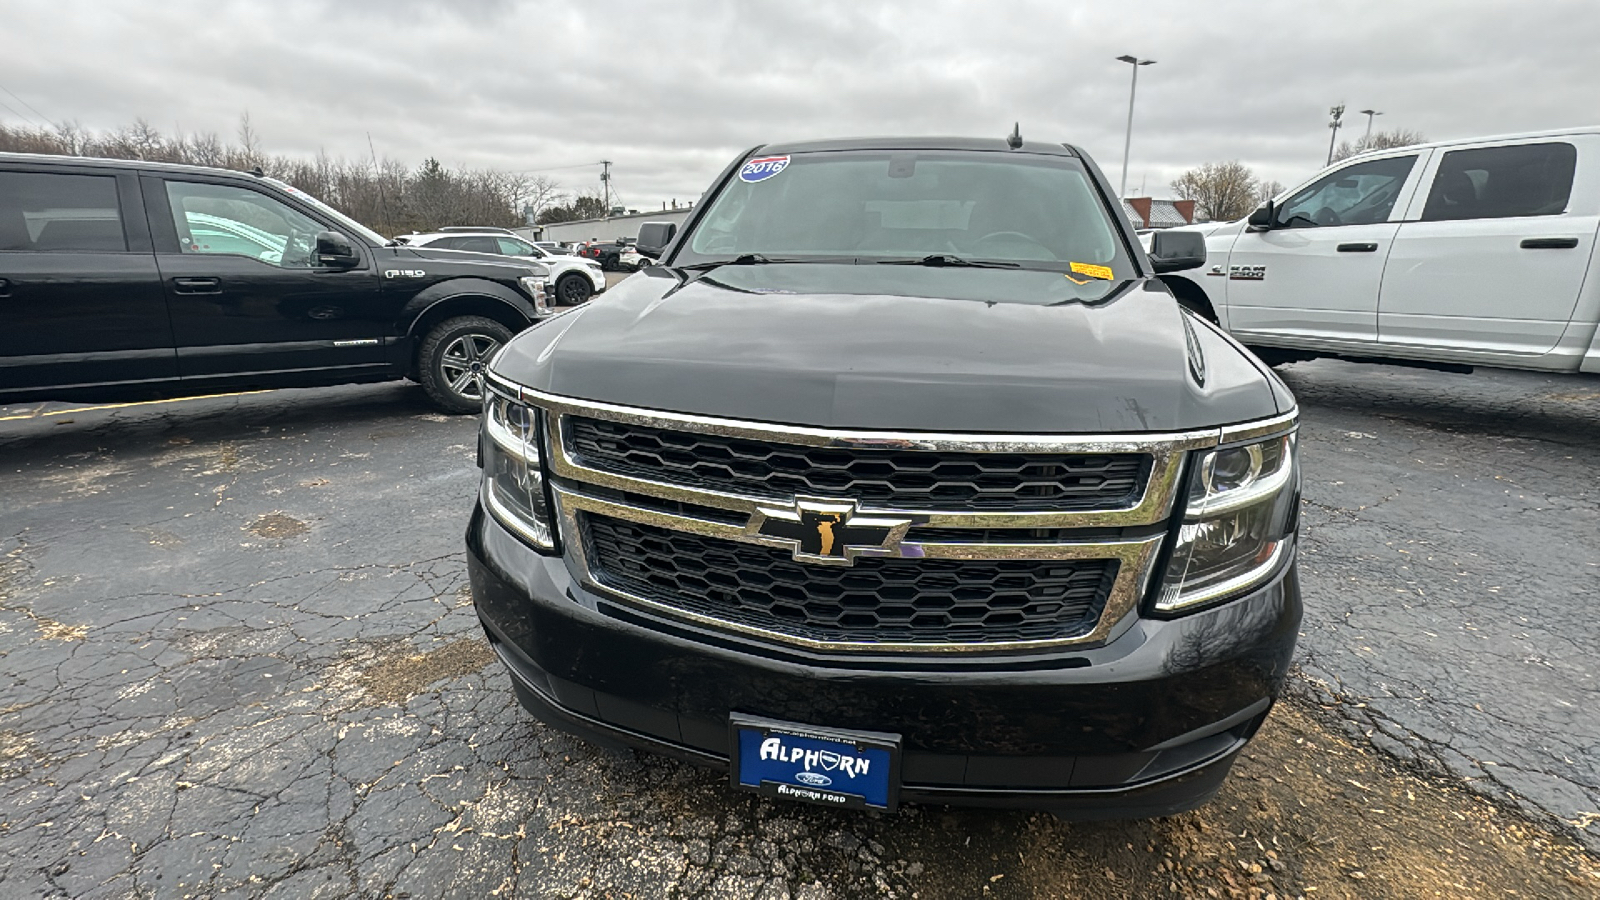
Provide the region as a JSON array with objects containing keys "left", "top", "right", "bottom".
[{"left": 2, "top": 0, "right": 1597, "bottom": 210}]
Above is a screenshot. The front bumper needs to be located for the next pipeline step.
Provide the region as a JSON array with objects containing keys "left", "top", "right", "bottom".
[{"left": 467, "top": 503, "right": 1301, "bottom": 817}]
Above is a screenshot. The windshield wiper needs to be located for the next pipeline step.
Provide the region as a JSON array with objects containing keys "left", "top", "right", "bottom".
[
  {"left": 677, "top": 253, "right": 784, "bottom": 271},
  {"left": 877, "top": 254, "right": 1020, "bottom": 269}
]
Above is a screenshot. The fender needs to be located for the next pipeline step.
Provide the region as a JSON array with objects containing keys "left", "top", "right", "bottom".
[{"left": 397, "top": 277, "right": 539, "bottom": 336}]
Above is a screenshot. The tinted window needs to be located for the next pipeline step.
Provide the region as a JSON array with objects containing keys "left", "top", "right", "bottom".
[
  {"left": 454, "top": 236, "right": 499, "bottom": 253},
  {"left": 166, "top": 181, "right": 323, "bottom": 268},
  {"left": 0, "top": 171, "right": 127, "bottom": 252},
  {"left": 678, "top": 150, "right": 1130, "bottom": 281},
  {"left": 496, "top": 237, "right": 537, "bottom": 256},
  {"left": 1421, "top": 142, "right": 1576, "bottom": 222},
  {"left": 1277, "top": 155, "right": 1416, "bottom": 229}
]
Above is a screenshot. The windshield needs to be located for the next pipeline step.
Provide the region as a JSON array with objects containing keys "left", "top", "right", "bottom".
[
  {"left": 264, "top": 178, "right": 390, "bottom": 247},
  {"left": 675, "top": 150, "right": 1132, "bottom": 279}
]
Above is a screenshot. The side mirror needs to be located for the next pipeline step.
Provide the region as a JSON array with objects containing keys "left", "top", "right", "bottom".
[
  {"left": 635, "top": 221, "right": 677, "bottom": 259},
  {"left": 314, "top": 231, "right": 360, "bottom": 268},
  {"left": 1246, "top": 201, "right": 1275, "bottom": 232},
  {"left": 1147, "top": 230, "right": 1208, "bottom": 274}
]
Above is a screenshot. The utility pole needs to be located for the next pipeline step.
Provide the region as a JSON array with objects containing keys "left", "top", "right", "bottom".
[
  {"left": 600, "top": 160, "right": 612, "bottom": 217},
  {"left": 1359, "top": 108, "right": 1383, "bottom": 145},
  {"left": 1326, "top": 104, "right": 1346, "bottom": 166},
  {"left": 1116, "top": 55, "right": 1156, "bottom": 199}
]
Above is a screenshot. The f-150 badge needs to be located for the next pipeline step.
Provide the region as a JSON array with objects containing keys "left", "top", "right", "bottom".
[
  {"left": 384, "top": 269, "right": 426, "bottom": 279},
  {"left": 748, "top": 498, "right": 910, "bottom": 566},
  {"left": 1229, "top": 265, "right": 1266, "bottom": 281}
]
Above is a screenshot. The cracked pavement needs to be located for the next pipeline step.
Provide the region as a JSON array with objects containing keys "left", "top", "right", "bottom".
[
  {"left": 1278, "top": 360, "right": 1600, "bottom": 850},
  {"left": 0, "top": 361, "right": 1596, "bottom": 898}
]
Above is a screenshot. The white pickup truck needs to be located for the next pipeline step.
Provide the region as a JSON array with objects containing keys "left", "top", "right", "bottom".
[{"left": 1160, "top": 127, "right": 1600, "bottom": 375}]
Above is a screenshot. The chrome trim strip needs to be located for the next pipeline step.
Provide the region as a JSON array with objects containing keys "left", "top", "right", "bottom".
[
  {"left": 1217, "top": 409, "right": 1299, "bottom": 445},
  {"left": 553, "top": 484, "right": 1164, "bottom": 653},
  {"left": 524, "top": 387, "right": 1213, "bottom": 529},
  {"left": 523, "top": 383, "right": 1221, "bottom": 453}
]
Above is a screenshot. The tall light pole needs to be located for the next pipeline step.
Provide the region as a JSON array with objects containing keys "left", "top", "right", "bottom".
[
  {"left": 1358, "top": 108, "right": 1383, "bottom": 145},
  {"left": 1116, "top": 55, "right": 1156, "bottom": 199},
  {"left": 1326, "top": 104, "right": 1346, "bottom": 166}
]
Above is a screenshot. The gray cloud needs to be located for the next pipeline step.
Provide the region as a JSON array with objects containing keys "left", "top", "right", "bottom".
[{"left": 3, "top": 0, "right": 1597, "bottom": 209}]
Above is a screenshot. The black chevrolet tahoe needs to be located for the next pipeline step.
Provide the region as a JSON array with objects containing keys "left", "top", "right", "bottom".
[
  {"left": 0, "top": 152, "right": 552, "bottom": 414},
  {"left": 468, "top": 136, "right": 1302, "bottom": 817}
]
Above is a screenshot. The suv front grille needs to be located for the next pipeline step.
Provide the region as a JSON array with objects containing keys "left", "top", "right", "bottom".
[
  {"left": 567, "top": 417, "right": 1151, "bottom": 512},
  {"left": 584, "top": 515, "right": 1119, "bottom": 646}
]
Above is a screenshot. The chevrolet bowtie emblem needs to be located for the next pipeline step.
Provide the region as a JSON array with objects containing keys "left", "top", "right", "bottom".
[{"left": 747, "top": 498, "right": 912, "bottom": 566}]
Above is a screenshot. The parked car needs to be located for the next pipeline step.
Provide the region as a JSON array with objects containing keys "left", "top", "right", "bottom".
[
  {"left": 399, "top": 230, "right": 607, "bottom": 304},
  {"left": 0, "top": 152, "right": 554, "bottom": 414},
  {"left": 618, "top": 245, "right": 645, "bottom": 270},
  {"left": 470, "top": 135, "right": 1301, "bottom": 819},
  {"left": 577, "top": 238, "right": 635, "bottom": 271},
  {"left": 1159, "top": 127, "right": 1600, "bottom": 374},
  {"left": 437, "top": 225, "right": 519, "bottom": 235}
]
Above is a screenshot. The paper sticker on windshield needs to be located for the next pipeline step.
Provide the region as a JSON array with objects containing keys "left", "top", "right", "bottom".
[
  {"left": 740, "top": 155, "right": 790, "bottom": 183},
  {"left": 1069, "top": 262, "right": 1114, "bottom": 281}
]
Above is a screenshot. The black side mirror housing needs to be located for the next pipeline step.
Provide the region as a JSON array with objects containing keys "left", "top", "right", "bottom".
[
  {"left": 1246, "top": 201, "right": 1275, "bottom": 232},
  {"left": 635, "top": 221, "right": 677, "bottom": 259},
  {"left": 1147, "top": 229, "right": 1208, "bottom": 274},
  {"left": 314, "top": 231, "right": 360, "bottom": 268}
]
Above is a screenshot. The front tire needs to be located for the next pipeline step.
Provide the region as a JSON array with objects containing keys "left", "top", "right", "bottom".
[
  {"left": 417, "top": 316, "right": 513, "bottom": 414},
  {"left": 555, "top": 272, "right": 593, "bottom": 305}
]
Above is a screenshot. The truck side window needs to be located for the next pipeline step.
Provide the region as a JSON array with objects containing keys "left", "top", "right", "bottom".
[
  {"left": 1275, "top": 156, "right": 1417, "bottom": 229},
  {"left": 1420, "top": 142, "right": 1576, "bottom": 222},
  {"left": 165, "top": 181, "right": 322, "bottom": 268},
  {"left": 0, "top": 171, "right": 127, "bottom": 252}
]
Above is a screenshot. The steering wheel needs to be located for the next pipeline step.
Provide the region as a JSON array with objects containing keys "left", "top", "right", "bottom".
[
  {"left": 1311, "top": 206, "right": 1344, "bottom": 227},
  {"left": 975, "top": 231, "right": 1037, "bottom": 245}
]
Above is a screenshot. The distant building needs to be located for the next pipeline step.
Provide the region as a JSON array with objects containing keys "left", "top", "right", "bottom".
[{"left": 1121, "top": 198, "right": 1197, "bottom": 229}]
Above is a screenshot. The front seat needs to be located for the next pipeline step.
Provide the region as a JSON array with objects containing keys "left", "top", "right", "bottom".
[{"left": 0, "top": 203, "right": 32, "bottom": 251}]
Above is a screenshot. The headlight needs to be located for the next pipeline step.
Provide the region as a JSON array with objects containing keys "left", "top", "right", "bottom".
[
  {"left": 481, "top": 389, "right": 556, "bottom": 551},
  {"left": 517, "top": 276, "right": 551, "bottom": 315},
  {"left": 1156, "top": 430, "right": 1298, "bottom": 614}
]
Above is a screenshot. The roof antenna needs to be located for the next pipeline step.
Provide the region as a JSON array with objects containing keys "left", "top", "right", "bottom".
[{"left": 1006, "top": 122, "right": 1023, "bottom": 150}]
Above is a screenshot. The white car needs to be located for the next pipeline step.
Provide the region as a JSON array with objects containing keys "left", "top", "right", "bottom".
[
  {"left": 397, "top": 231, "right": 607, "bottom": 305},
  {"left": 618, "top": 245, "right": 645, "bottom": 270},
  {"left": 1160, "top": 126, "right": 1600, "bottom": 376}
]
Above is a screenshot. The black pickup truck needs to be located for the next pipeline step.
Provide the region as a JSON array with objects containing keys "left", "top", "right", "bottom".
[
  {"left": 468, "top": 136, "right": 1302, "bottom": 818},
  {"left": 0, "top": 153, "right": 553, "bottom": 413}
]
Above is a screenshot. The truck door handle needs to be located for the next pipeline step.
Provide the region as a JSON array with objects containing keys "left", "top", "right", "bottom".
[
  {"left": 1520, "top": 237, "right": 1580, "bottom": 250},
  {"left": 172, "top": 276, "right": 221, "bottom": 294},
  {"left": 1336, "top": 242, "right": 1378, "bottom": 253}
]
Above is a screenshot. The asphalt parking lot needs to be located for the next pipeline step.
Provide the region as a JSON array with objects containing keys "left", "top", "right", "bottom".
[{"left": 1, "top": 356, "right": 1597, "bottom": 899}]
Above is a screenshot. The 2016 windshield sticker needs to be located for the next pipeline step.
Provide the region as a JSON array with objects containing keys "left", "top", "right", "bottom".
[
  {"left": 1069, "top": 261, "right": 1114, "bottom": 281},
  {"left": 740, "top": 155, "right": 791, "bottom": 183}
]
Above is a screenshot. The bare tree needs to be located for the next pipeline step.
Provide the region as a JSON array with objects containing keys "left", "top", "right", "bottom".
[
  {"left": 1331, "top": 128, "right": 1427, "bottom": 163},
  {"left": 518, "top": 175, "right": 563, "bottom": 224},
  {"left": 1171, "top": 161, "right": 1262, "bottom": 222},
  {"left": 1257, "top": 180, "right": 1286, "bottom": 203},
  {"left": 0, "top": 114, "right": 529, "bottom": 236}
]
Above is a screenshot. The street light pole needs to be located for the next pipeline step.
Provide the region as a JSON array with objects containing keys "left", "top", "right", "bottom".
[
  {"left": 1326, "top": 104, "right": 1346, "bottom": 166},
  {"left": 1116, "top": 55, "right": 1156, "bottom": 199},
  {"left": 1359, "top": 108, "right": 1383, "bottom": 145}
]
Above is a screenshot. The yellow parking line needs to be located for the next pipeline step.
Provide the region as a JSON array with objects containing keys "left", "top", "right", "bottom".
[{"left": 0, "top": 390, "right": 273, "bottom": 422}]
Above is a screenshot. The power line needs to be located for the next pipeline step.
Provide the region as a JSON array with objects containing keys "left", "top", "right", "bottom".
[
  {"left": 0, "top": 82, "right": 51, "bottom": 127},
  {"left": 514, "top": 160, "right": 607, "bottom": 174},
  {"left": 0, "top": 97, "right": 38, "bottom": 128}
]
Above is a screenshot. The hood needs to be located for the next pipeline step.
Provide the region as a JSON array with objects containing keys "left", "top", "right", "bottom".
[{"left": 493, "top": 263, "right": 1285, "bottom": 434}]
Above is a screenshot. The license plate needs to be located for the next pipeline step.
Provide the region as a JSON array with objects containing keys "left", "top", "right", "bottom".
[{"left": 730, "top": 714, "right": 900, "bottom": 811}]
